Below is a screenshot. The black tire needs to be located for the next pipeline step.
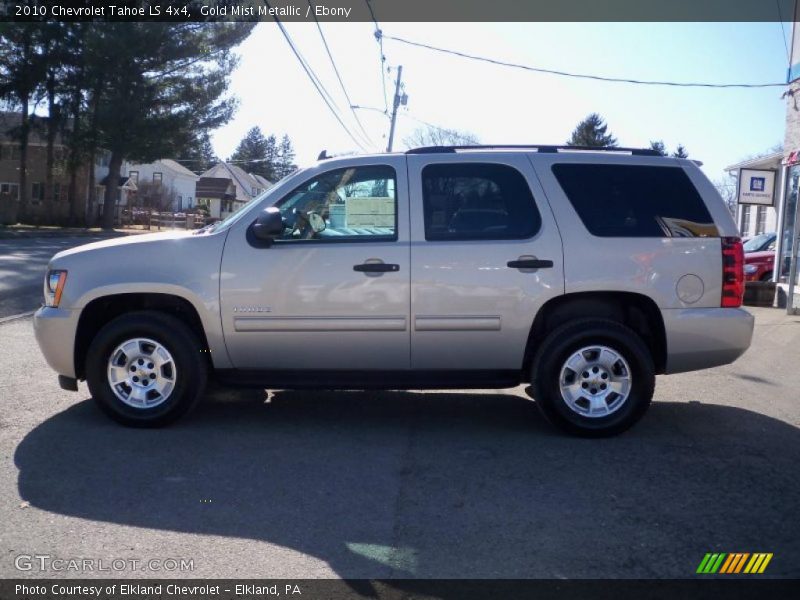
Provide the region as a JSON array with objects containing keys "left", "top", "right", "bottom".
[
  {"left": 760, "top": 271, "right": 773, "bottom": 282},
  {"left": 530, "top": 319, "right": 655, "bottom": 437},
  {"left": 85, "top": 310, "right": 207, "bottom": 427}
]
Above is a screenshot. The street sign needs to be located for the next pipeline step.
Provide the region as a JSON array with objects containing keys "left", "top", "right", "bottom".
[{"left": 738, "top": 168, "right": 776, "bottom": 206}]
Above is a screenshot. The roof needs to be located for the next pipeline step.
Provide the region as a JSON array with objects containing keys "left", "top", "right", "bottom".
[
  {"left": 99, "top": 175, "right": 137, "bottom": 190},
  {"left": 0, "top": 111, "right": 68, "bottom": 146},
  {"left": 251, "top": 173, "right": 272, "bottom": 188},
  {"left": 725, "top": 152, "right": 782, "bottom": 172},
  {"left": 158, "top": 158, "right": 200, "bottom": 178},
  {"left": 126, "top": 158, "right": 200, "bottom": 179},
  {"left": 200, "top": 162, "right": 271, "bottom": 201},
  {"left": 196, "top": 177, "right": 235, "bottom": 199}
]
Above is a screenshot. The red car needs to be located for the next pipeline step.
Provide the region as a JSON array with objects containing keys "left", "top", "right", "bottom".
[{"left": 743, "top": 232, "right": 776, "bottom": 282}]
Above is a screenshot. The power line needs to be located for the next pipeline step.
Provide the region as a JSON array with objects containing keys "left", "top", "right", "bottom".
[
  {"left": 307, "top": 0, "right": 375, "bottom": 148},
  {"left": 776, "top": 0, "right": 791, "bottom": 67},
  {"left": 385, "top": 34, "right": 788, "bottom": 89},
  {"left": 365, "top": 0, "right": 389, "bottom": 112},
  {"left": 264, "top": 1, "right": 367, "bottom": 151}
]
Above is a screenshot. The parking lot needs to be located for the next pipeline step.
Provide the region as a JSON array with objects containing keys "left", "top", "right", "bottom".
[{"left": 0, "top": 302, "right": 798, "bottom": 579}]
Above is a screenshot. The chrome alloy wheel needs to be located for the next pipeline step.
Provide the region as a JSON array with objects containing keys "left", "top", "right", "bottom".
[
  {"left": 106, "top": 338, "right": 177, "bottom": 409},
  {"left": 559, "top": 345, "right": 632, "bottom": 418}
]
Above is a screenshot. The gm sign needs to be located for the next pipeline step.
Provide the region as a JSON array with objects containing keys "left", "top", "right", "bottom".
[{"left": 738, "top": 169, "right": 776, "bottom": 206}]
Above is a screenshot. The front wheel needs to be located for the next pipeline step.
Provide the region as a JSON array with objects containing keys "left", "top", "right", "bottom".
[
  {"left": 530, "top": 319, "right": 655, "bottom": 437},
  {"left": 85, "top": 311, "right": 207, "bottom": 427}
]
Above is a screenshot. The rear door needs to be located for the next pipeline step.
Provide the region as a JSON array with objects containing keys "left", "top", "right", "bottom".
[{"left": 407, "top": 152, "right": 564, "bottom": 371}]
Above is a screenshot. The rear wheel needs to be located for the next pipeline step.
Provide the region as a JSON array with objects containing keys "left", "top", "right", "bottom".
[
  {"left": 86, "top": 311, "right": 207, "bottom": 427},
  {"left": 530, "top": 319, "right": 655, "bottom": 437}
]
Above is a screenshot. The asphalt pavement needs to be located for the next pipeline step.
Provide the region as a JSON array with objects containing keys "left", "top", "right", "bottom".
[
  {"left": 0, "top": 235, "right": 122, "bottom": 319},
  {"left": 0, "top": 307, "right": 798, "bottom": 581}
]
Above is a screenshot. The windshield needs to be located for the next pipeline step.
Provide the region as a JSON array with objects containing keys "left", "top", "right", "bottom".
[
  {"left": 196, "top": 168, "right": 307, "bottom": 235},
  {"left": 743, "top": 232, "right": 774, "bottom": 252}
]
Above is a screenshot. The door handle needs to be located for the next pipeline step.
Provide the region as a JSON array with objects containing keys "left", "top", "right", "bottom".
[
  {"left": 507, "top": 258, "right": 554, "bottom": 269},
  {"left": 353, "top": 263, "right": 400, "bottom": 273}
]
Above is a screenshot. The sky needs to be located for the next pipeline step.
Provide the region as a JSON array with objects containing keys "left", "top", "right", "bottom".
[{"left": 212, "top": 22, "right": 791, "bottom": 183}]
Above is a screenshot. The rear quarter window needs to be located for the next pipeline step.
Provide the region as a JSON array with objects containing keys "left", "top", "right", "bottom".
[{"left": 551, "top": 164, "right": 718, "bottom": 238}]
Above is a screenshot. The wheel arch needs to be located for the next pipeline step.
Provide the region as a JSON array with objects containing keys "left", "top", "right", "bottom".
[
  {"left": 523, "top": 291, "right": 667, "bottom": 376},
  {"left": 74, "top": 293, "right": 213, "bottom": 380}
]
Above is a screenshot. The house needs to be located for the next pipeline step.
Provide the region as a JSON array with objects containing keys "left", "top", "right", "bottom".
[
  {"left": 725, "top": 152, "right": 782, "bottom": 239},
  {"left": 0, "top": 111, "right": 91, "bottom": 224},
  {"left": 195, "top": 177, "right": 237, "bottom": 219},
  {"left": 200, "top": 162, "right": 272, "bottom": 215},
  {"left": 123, "top": 159, "right": 200, "bottom": 212}
]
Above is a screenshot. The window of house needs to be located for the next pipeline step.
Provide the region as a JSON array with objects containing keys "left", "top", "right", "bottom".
[
  {"left": 153, "top": 173, "right": 162, "bottom": 185},
  {"left": 741, "top": 205, "right": 751, "bottom": 236},
  {"left": 187, "top": 197, "right": 193, "bottom": 208},
  {"left": 31, "top": 182, "right": 44, "bottom": 203},
  {"left": 11, "top": 145, "right": 21, "bottom": 160},
  {"left": 53, "top": 183, "right": 61, "bottom": 202},
  {"left": 552, "top": 164, "right": 717, "bottom": 238},
  {"left": 129, "top": 171, "right": 139, "bottom": 184},
  {"left": 755, "top": 205, "right": 768, "bottom": 235},
  {"left": 1, "top": 145, "right": 12, "bottom": 161},
  {"left": 273, "top": 165, "right": 397, "bottom": 242},
  {"left": 252, "top": 186, "right": 257, "bottom": 196},
  {"left": 177, "top": 195, "right": 183, "bottom": 210},
  {"left": 421, "top": 163, "right": 541, "bottom": 241}
]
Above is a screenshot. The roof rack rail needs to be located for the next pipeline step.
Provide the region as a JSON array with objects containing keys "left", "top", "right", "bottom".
[{"left": 406, "top": 144, "right": 662, "bottom": 157}]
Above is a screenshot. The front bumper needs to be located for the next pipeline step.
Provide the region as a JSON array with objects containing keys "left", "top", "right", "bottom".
[
  {"left": 662, "top": 307, "right": 755, "bottom": 374},
  {"left": 33, "top": 306, "right": 79, "bottom": 379}
]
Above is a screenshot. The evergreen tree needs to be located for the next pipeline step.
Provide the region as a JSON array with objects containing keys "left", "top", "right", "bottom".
[
  {"left": 649, "top": 140, "right": 667, "bottom": 156},
  {"left": 263, "top": 134, "right": 279, "bottom": 180},
  {"left": 91, "top": 22, "right": 254, "bottom": 228},
  {"left": 566, "top": 113, "right": 618, "bottom": 148},
  {"left": 672, "top": 144, "right": 689, "bottom": 158},
  {"left": 275, "top": 134, "right": 297, "bottom": 180},
  {"left": 230, "top": 127, "right": 272, "bottom": 179},
  {"left": 182, "top": 130, "right": 218, "bottom": 174}
]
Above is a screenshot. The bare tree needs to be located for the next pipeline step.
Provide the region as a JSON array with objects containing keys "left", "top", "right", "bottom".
[
  {"left": 135, "top": 180, "right": 178, "bottom": 213},
  {"left": 713, "top": 177, "right": 737, "bottom": 217},
  {"left": 403, "top": 125, "right": 480, "bottom": 149}
]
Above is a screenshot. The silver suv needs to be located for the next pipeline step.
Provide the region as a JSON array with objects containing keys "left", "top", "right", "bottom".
[{"left": 33, "top": 145, "right": 754, "bottom": 436}]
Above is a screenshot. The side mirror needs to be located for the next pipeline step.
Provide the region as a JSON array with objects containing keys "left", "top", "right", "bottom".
[{"left": 251, "top": 207, "right": 284, "bottom": 244}]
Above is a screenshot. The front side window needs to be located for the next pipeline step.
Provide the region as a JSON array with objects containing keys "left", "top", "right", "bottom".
[
  {"left": 421, "top": 163, "right": 541, "bottom": 241},
  {"left": 273, "top": 165, "right": 397, "bottom": 242},
  {"left": 552, "top": 164, "right": 718, "bottom": 238}
]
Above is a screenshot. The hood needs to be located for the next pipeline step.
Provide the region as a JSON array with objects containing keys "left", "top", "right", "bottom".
[
  {"left": 745, "top": 250, "right": 775, "bottom": 262},
  {"left": 52, "top": 230, "right": 194, "bottom": 261}
]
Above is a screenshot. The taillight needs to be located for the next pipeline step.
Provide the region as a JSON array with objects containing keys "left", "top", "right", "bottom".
[{"left": 721, "top": 237, "right": 744, "bottom": 308}]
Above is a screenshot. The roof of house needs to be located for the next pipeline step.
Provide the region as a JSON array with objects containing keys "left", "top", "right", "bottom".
[
  {"left": 196, "top": 177, "right": 235, "bottom": 199},
  {"left": 0, "top": 111, "right": 67, "bottom": 145},
  {"left": 126, "top": 158, "right": 200, "bottom": 179},
  {"left": 99, "top": 175, "right": 137, "bottom": 190},
  {"left": 725, "top": 152, "right": 782, "bottom": 172},
  {"left": 200, "top": 162, "right": 272, "bottom": 201}
]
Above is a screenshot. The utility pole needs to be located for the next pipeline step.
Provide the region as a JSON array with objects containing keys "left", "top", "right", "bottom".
[{"left": 386, "top": 65, "right": 404, "bottom": 153}]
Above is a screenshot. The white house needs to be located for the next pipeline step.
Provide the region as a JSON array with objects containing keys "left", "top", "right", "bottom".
[
  {"left": 200, "top": 162, "right": 271, "bottom": 213},
  {"left": 725, "top": 152, "right": 782, "bottom": 238},
  {"left": 125, "top": 159, "right": 200, "bottom": 212}
]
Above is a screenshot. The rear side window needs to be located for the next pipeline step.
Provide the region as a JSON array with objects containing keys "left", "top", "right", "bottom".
[
  {"left": 552, "top": 164, "right": 718, "bottom": 238},
  {"left": 422, "top": 163, "right": 541, "bottom": 241}
]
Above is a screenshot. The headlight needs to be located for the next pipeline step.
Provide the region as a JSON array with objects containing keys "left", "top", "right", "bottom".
[
  {"left": 44, "top": 270, "right": 67, "bottom": 307},
  {"left": 743, "top": 264, "right": 758, "bottom": 275}
]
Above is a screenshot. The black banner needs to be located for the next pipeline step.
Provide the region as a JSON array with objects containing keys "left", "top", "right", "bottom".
[
  {"left": 3, "top": 579, "right": 800, "bottom": 600},
  {"left": 1, "top": 0, "right": 800, "bottom": 23}
]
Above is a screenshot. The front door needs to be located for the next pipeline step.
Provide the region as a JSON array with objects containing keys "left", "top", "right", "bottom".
[
  {"left": 407, "top": 153, "right": 564, "bottom": 371},
  {"left": 220, "top": 158, "right": 410, "bottom": 370}
]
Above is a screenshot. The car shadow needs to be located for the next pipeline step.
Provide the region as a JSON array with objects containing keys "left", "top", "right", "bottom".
[{"left": 14, "top": 390, "right": 800, "bottom": 580}]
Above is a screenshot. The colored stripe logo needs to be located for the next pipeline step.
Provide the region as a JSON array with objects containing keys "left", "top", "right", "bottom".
[{"left": 697, "top": 552, "right": 773, "bottom": 574}]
